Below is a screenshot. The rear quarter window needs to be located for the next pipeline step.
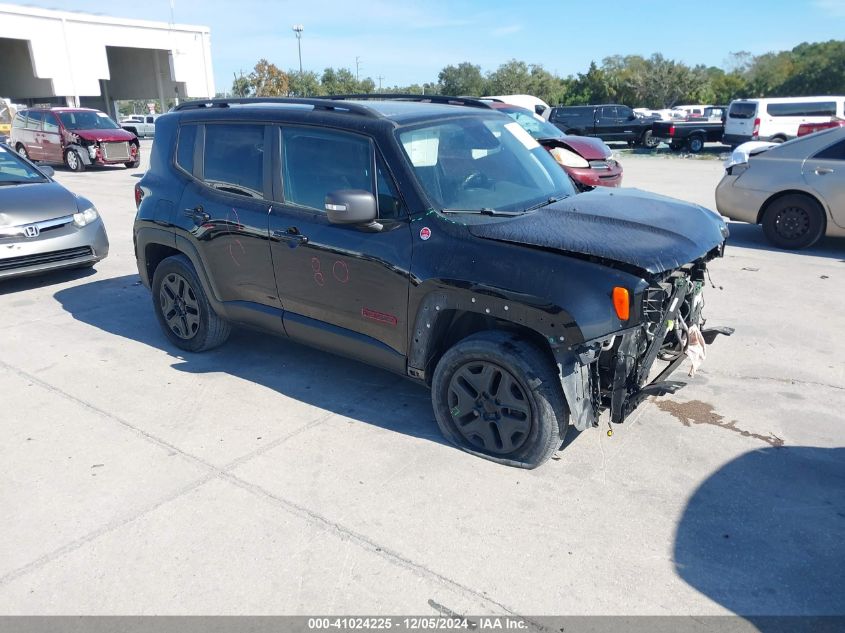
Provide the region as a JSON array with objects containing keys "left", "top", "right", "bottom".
[
  {"left": 175, "top": 124, "right": 197, "bottom": 174},
  {"left": 767, "top": 102, "right": 836, "bottom": 117},
  {"left": 729, "top": 102, "right": 757, "bottom": 119},
  {"left": 12, "top": 112, "right": 25, "bottom": 129}
]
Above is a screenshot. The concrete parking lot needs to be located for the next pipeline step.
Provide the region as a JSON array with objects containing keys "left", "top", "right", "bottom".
[{"left": 1, "top": 140, "right": 843, "bottom": 617}]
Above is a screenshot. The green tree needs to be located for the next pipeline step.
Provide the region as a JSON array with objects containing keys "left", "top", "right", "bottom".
[
  {"left": 231, "top": 72, "right": 251, "bottom": 97},
  {"left": 321, "top": 67, "right": 359, "bottom": 95},
  {"left": 438, "top": 62, "right": 486, "bottom": 96},
  {"left": 287, "top": 70, "right": 322, "bottom": 97},
  {"left": 486, "top": 59, "right": 532, "bottom": 95}
]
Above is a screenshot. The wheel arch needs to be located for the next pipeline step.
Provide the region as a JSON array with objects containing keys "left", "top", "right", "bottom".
[
  {"left": 756, "top": 188, "right": 829, "bottom": 228},
  {"left": 407, "top": 287, "right": 581, "bottom": 385}
]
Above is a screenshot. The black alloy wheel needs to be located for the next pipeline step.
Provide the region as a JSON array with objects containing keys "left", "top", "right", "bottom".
[
  {"left": 159, "top": 272, "right": 201, "bottom": 340},
  {"left": 151, "top": 254, "right": 230, "bottom": 352},
  {"left": 431, "top": 330, "right": 567, "bottom": 468},
  {"left": 447, "top": 360, "right": 532, "bottom": 455}
]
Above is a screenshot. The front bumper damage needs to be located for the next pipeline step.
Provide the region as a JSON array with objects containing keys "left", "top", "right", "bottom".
[{"left": 556, "top": 272, "right": 733, "bottom": 432}]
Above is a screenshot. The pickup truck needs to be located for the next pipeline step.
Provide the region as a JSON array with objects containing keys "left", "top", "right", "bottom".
[
  {"left": 120, "top": 114, "right": 158, "bottom": 138},
  {"left": 547, "top": 104, "right": 660, "bottom": 148},
  {"left": 651, "top": 119, "right": 725, "bottom": 153}
]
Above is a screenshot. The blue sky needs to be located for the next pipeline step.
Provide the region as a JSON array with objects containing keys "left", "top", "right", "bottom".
[{"left": 20, "top": 0, "right": 845, "bottom": 93}]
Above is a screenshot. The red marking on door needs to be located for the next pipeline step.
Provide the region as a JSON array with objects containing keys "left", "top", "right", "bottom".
[
  {"left": 362, "top": 307, "right": 398, "bottom": 327},
  {"left": 419, "top": 226, "right": 432, "bottom": 241}
]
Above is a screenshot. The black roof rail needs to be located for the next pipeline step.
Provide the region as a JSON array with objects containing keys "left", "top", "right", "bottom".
[
  {"left": 325, "top": 94, "right": 493, "bottom": 109},
  {"left": 172, "top": 97, "right": 380, "bottom": 118}
]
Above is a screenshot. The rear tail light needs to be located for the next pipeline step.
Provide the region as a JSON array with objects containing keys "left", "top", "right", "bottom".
[
  {"left": 752, "top": 117, "right": 760, "bottom": 139},
  {"left": 134, "top": 183, "right": 143, "bottom": 209},
  {"left": 669, "top": 125, "right": 675, "bottom": 137}
]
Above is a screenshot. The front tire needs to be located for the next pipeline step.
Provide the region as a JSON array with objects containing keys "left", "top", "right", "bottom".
[
  {"left": 761, "top": 194, "right": 826, "bottom": 249},
  {"left": 65, "top": 149, "right": 85, "bottom": 172},
  {"left": 151, "top": 254, "right": 231, "bottom": 352},
  {"left": 16, "top": 144, "right": 29, "bottom": 160},
  {"left": 431, "top": 331, "right": 568, "bottom": 468}
]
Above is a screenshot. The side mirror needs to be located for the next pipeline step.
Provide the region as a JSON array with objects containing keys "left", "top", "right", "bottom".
[
  {"left": 325, "top": 189, "right": 378, "bottom": 226},
  {"left": 628, "top": 114, "right": 636, "bottom": 120},
  {"left": 38, "top": 165, "right": 55, "bottom": 178}
]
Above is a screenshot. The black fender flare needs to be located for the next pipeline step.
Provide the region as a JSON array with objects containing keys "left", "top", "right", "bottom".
[
  {"left": 407, "top": 285, "right": 583, "bottom": 375},
  {"left": 134, "top": 228, "right": 226, "bottom": 319}
]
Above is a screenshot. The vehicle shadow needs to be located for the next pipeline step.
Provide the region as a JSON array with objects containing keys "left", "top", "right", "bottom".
[
  {"left": 0, "top": 265, "right": 96, "bottom": 295},
  {"left": 53, "top": 274, "right": 452, "bottom": 449},
  {"left": 674, "top": 446, "right": 845, "bottom": 626},
  {"left": 726, "top": 221, "right": 845, "bottom": 259}
]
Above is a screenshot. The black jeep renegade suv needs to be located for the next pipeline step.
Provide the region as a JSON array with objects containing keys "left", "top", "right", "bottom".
[{"left": 133, "top": 96, "right": 730, "bottom": 468}]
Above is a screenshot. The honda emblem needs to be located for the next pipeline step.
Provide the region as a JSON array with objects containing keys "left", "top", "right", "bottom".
[{"left": 24, "top": 225, "right": 39, "bottom": 238}]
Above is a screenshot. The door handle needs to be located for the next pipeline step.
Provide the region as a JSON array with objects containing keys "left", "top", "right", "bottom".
[
  {"left": 272, "top": 227, "right": 308, "bottom": 245},
  {"left": 183, "top": 206, "right": 210, "bottom": 223},
  {"left": 814, "top": 167, "right": 834, "bottom": 175}
]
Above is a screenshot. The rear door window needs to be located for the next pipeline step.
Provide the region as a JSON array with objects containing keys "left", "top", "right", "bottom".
[
  {"left": 813, "top": 139, "right": 845, "bottom": 161},
  {"left": 729, "top": 102, "right": 757, "bottom": 119},
  {"left": 42, "top": 113, "right": 59, "bottom": 134},
  {"left": 201, "top": 123, "right": 266, "bottom": 199}
]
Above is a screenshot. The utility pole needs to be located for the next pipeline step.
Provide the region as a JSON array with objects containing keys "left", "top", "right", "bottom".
[
  {"left": 292, "top": 25, "right": 304, "bottom": 75},
  {"left": 355, "top": 56, "right": 362, "bottom": 82},
  {"left": 377, "top": 75, "right": 384, "bottom": 90}
]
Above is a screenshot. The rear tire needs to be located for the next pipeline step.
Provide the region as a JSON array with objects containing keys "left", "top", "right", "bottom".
[
  {"left": 64, "top": 149, "right": 85, "bottom": 172},
  {"left": 761, "top": 194, "right": 826, "bottom": 249},
  {"left": 151, "top": 254, "right": 231, "bottom": 352},
  {"left": 641, "top": 130, "right": 660, "bottom": 149},
  {"left": 431, "top": 330, "right": 568, "bottom": 469},
  {"left": 687, "top": 135, "right": 705, "bottom": 153}
]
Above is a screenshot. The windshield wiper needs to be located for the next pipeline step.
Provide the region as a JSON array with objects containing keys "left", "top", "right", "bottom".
[
  {"left": 440, "top": 207, "right": 524, "bottom": 216},
  {"left": 523, "top": 196, "right": 563, "bottom": 212}
]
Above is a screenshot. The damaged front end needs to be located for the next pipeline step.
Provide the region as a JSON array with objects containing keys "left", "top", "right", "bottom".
[{"left": 557, "top": 257, "right": 733, "bottom": 432}]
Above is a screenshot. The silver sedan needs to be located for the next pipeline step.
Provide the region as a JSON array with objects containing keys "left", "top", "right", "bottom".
[
  {"left": 0, "top": 143, "right": 109, "bottom": 279},
  {"left": 715, "top": 127, "right": 845, "bottom": 249}
]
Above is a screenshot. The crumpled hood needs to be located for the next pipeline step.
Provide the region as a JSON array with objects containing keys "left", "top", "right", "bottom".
[
  {"left": 556, "top": 136, "right": 612, "bottom": 160},
  {"left": 468, "top": 188, "right": 728, "bottom": 275}
]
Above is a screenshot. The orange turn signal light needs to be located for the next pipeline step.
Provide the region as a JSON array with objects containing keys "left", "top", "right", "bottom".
[{"left": 612, "top": 287, "right": 630, "bottom": 321}]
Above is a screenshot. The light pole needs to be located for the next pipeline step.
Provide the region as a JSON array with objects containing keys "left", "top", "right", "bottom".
[
  {"left": 292, "top": 24, "right": 304, "bottom": 75},
  {"left": 355, "top": 56, "right": 361, "bottom": 82}
]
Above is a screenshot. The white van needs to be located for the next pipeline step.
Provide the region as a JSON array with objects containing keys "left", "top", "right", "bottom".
[
  {"left": 723, "top": 96, "right": 845, "bottom": 146},
  {"left": 484, "top": 94, "right": 551, "bottom": 118}
]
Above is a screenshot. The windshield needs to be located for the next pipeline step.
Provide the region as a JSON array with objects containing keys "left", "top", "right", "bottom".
[
  {"left": 0, "top": 145, "right": 47, "bottom": 184},
  {"left": 496, "top": 106, "right": 565, "bottom": 140},
  {"left": 58, "top": 111, "right": 120, "bottom": 130},
  {"left": 397, "top": 115, "right": 575, "bottom": 212}
]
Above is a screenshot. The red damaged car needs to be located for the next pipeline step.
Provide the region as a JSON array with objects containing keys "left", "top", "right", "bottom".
[
  {"left": 10, "top": 107, "right": 140, "bottom": 171},
  {"left": 488, "top": 102, "right": 623, "bottom": 188}
]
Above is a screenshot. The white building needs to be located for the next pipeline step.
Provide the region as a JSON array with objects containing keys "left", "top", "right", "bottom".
[{"left": 0, "top": 3, "right": 214, "bottom": 115}]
